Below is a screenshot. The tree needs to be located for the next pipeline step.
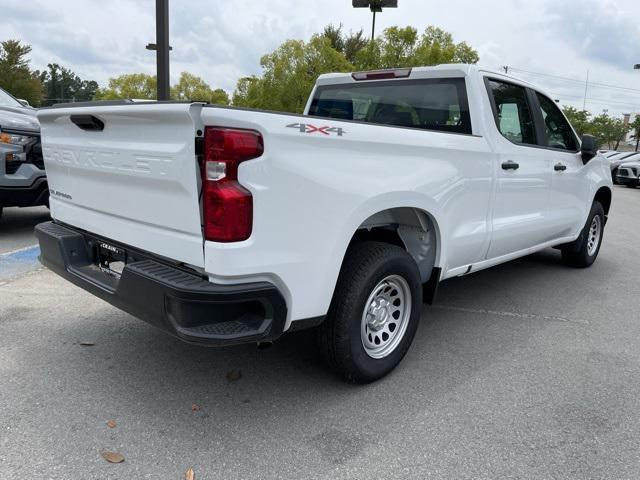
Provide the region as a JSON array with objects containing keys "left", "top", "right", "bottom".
[
  {"left": 171, "top": 72, "right": 229, "bottom": 105},
  {"left": 562, "top": 106, "right": 591, "bottom": 138},
  {"left": 38, "top": 63, "right": 98, "bottom": 106},
  {"left": 233, "top": 25, "right": 479, "bottom": 113},
  {"left": 95, "top": 72, "right": 229, "bottom": 104},
  {"left": 322, "top": 24, "right": 368, "bottom": 64},
  {"left": 0, "top": 40, "right": 42, "bottom": 106},
  {"left": 630, "top": 116, "right": 640, "bottom": 152},
  {"left": 94, "top": 73, "right": 157, "bottom": 100},
  {"left": 354, "top": 26, "right": 479, "bottom": 70},
  {"left": 612, "top": 118, "right": 631, "bottom": 150},
  {"left": 588, "top": 113, "right": 630, "bottom": 150},
  {"left": 233, "top": 35, "right": 353, "bottom": 113}
]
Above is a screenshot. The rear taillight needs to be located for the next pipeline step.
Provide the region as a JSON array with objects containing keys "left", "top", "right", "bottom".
[{"left": 202, "top": 127, "right": 263, "bottom": 242}]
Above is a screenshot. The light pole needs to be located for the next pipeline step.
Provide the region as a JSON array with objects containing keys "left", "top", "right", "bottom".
[
  {"left": 352, "top": 0, "right": 398, "bottom": 40},
  {"left": 145, "top": 0, "right": 171, "bottom": 100}
]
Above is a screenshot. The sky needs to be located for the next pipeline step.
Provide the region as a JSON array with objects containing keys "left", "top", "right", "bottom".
[{"left": 3, "top": 0, "right": 640, "bottom": 116}]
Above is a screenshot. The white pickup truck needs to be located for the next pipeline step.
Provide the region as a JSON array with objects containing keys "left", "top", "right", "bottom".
[{"left": 35, "top": 65, "right": 612, "bottom": 383}]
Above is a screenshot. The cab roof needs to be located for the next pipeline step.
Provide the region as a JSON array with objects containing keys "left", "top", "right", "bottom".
[{"left": 316, "top": 64, "right": 539, "bottom": 90}]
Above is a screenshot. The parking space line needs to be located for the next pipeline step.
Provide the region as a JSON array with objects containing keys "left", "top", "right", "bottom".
[{"left": 0, "top": 245, "right": 42, "bottom": 284}]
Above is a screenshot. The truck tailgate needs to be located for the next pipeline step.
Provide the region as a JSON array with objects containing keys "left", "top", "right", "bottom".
[{"left": 37, "top": 103, "right": 205, "bottom": 268}]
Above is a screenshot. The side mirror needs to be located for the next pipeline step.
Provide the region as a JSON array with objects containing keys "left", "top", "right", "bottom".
[{"left": 581, "top": 134, "right": 597, "bottom": 164}]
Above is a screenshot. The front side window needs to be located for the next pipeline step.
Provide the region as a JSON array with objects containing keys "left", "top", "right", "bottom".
[
  {"left": 487, "top": 79, "right": 536, "bottom": 145},
  {"left": 308, "top": 78, "right": 472, "bottom": 135},
  {"left": 536, "top": 93, "right": 578, "bottom": 151}
]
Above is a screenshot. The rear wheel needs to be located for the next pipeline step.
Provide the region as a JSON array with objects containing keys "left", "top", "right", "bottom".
[
  {"left": 318, "top": 241, "right": 422, "bottom": 383},
  {"left": 561, "top": 201, "right": 605, "bottom": 268}
]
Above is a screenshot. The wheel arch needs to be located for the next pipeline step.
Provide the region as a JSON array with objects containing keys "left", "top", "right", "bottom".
[
  {"left": 593, "top": 186, "right": 612, "bottom": 218},
  {"left": 345, "top": 202, "right": 443, "bottom": 286}
]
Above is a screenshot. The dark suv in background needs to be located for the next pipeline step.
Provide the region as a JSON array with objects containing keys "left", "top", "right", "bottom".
[{"left": 0, "top": 87, "right": 46, "bottom": 220}]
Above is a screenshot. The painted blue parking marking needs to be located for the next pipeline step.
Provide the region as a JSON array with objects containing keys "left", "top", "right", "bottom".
[{"left": 0, "top": 245, "right": 41, "bottom": 282}]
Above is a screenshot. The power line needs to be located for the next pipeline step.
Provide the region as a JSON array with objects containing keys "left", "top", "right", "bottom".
[
  {"left": 552, "top": 94, "right": 640, "bottom": 109},
  {"left": 550, "top": 91, "right": 640, "bottom": 107},
  {"left": 509, "top": 66, "right": 640, "bottom": 94}
]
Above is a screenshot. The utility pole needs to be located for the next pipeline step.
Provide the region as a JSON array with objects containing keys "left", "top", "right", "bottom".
[
  {"left": 502, "top": 66, "right": 509, "bottom": 74},
  {"left": 371, "top": 9, "right": 377, "bottom": 41},
  {"left": 146, "top": 0, "right": 171, "bottom": 100},
  {"left": 352, "top": 1, "right": 398, "bottom": 41},
  {"left": 582, "top": 70, "right": 589, "bottom": 111}
]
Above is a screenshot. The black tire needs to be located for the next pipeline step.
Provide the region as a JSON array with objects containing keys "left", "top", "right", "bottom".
[
  {"left": 561, "top": 201, "right": 605, "bottom": 268},
  {"left": 318, "top": 241, "right": 422, "bottom": 383},
  {"left": 626, "top": 183, "right": 637, "bottom": 188},
  {"left": 611, "top": 169, "right": 619, "bottom": 185}
]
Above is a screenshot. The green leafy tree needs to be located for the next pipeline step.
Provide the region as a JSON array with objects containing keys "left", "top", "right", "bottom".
[
  {"left": 171, "top": 72, "right": 229, "bottom": 105},
  {"left": 38, "top": 63, "right": 98, "bottom": 106},
  {"left": 562, "top": 106, "right": 591, "bottom": 138},
  {"left": 96, "top": 72, "right": 229, "bottom": 105},
  {"left": 233, "top": 35, "right": 353, "bottom": 113},
  {"left": 234, "top": 25, "right": 479, "bottom": 113},
  {"left": 232, "top": 76, "right": 263, "bottom": 109},
  {"left": 95, "top": 73, "right": 157, "bottom": 100},
  {"left": 589, "top": 113, "right": 630, "bottom": 150},
  {"left": 354, "top": 26, "right": 479, "bottom": 70},
  {"left": 613, "top": 119, "right": 631, "bottom": 150},
  {"left": 630, "top": 116, "right": 640, "bottom": 152},
  {"left": 589, "top": 114, "right": 614, "bottom": 149},
  {"left": 322, "top": 24, "right": 369, "bottom": 64},
  {"left": 0, "top": 40, "right": 42, "bottom": 106}
]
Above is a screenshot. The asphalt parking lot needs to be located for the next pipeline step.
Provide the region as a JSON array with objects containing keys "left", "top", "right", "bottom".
[
  {"left": 1, "top": 187, "right": 640, "bottom": 479},
  {"left": 0, "top": 206, "right": 49, "bottom": 254}
]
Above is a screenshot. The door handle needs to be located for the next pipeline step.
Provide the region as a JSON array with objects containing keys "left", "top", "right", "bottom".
[
  {"left": 501, "top": 160, "right": 520, "bottom": 171},
  {"left": 554, "top": 163, "right": 567, "bottom": 172}
]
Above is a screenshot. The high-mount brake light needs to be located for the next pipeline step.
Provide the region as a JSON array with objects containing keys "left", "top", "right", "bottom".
[
  {"left": 202, "top": 127, "right": 264, "bottom": 243},
  {"left": 352, "top": 68, "right": 412, "bottom": 81}
]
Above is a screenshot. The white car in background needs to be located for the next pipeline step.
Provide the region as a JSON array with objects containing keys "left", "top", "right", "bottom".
[
  {"left": 609, "top": 151, "right": 640, "bottom": 183},
  {"left": 616, "top": 153, "right": 640, "bottom": 188}
]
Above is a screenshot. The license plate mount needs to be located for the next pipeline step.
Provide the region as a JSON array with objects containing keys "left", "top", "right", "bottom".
[{"left": 97, "top": 241, "right": 126, "bottom": 278}]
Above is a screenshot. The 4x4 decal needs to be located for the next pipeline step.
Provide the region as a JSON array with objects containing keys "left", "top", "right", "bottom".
[{"left": 287, "top": 123, "right": 346, "bottom": 136}]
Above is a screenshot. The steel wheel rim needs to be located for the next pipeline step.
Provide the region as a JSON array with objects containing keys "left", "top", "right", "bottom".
[
  {"left": 361, "top": 275, "right": 412, "bottom": 359},
  {"left": 587, "top": 215, "right": 602, "bottom": 256}
]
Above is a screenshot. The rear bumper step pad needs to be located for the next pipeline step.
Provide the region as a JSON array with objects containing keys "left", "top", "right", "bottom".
[{"left": 35, "top": 221, "right": 287, "bottom": 346}]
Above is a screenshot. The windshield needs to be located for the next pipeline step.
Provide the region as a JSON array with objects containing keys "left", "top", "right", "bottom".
[{"left": 0, "top": 87, "right": 23, "bottom": 108}]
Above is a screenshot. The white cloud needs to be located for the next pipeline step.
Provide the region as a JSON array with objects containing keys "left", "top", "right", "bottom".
[{"left": 3, "top": 0, "right": 640, "bottom": 115}]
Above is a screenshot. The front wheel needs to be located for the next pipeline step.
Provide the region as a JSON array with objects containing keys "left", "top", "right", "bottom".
[
  {"left": 318, "top": 241, "right": 422, "bottom": 383},
  {"left": 561, "top": 201, "right": 605, "bottom": 268},
  {"left": 611, "top": 169, "right": 619, "bottom": 184}
]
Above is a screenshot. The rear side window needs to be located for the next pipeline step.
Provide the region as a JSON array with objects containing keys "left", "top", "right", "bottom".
[
  {"left": 536, "top": 93, "right": 578, "bottom": 151},
  {"left": 487, "top": 79, "right": 537, "bottom": 145},
  {"left": 308, "top": 78, "right": 472, "bottom": 135}
]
